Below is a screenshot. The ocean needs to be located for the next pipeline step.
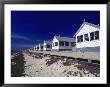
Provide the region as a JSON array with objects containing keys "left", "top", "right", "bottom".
[{"left": 11, "top": 50, "right": 22, "bottom": 55}]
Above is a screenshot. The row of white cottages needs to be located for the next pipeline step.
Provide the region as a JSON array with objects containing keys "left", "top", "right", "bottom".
[{"left": 32, "top": 21, "right": 100, "bottom": 52}]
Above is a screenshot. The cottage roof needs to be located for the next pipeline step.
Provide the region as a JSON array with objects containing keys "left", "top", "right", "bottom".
[
  {"left": 36, "top": 45, "right": 38, "bottom": 47},
  {"left": 54, "top": 36, "right": 76, "bottom": 42},
  {"left": 74, "top": 21, "right": 100, "bottom": 37},
  {"left": 44, "top": 40, "right": 52, "bottom": 44},
  {"left": 39, "top": 43, "right": 43, "bottom": 46}
]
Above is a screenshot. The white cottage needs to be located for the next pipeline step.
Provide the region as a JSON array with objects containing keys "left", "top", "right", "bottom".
[
  {"left": 74, "top": 21, "right": 100, "bottom": 51},
  {"left": 52, "top": 35, "right": 76, "bottom": 51},
  {"left": 43, "top": 40, "right": 52, "bottom": 51},
  {"left": 33, "top": 46, "right": 36, "bottom": 51},
  {"left": 34, "top": 45, "right": 39, "bottom": 51},
  {"left": 36, "top": 45, "right": 39, "bottom": 51},
  {"left": 38, "top": 43, "right": 44, "bottom": 51}
]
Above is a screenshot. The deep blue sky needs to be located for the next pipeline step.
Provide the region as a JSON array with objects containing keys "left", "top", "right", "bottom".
[{"left": 11, "top": 11, "right": 100, "bottom": 52}]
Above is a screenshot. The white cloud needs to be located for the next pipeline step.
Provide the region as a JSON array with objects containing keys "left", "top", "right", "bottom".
[
  {"left": 12, "top": 44, "right": 34, "bottom": 48},
  {"left": 11, "top": 33, "right": 30, "bottom": 40}
]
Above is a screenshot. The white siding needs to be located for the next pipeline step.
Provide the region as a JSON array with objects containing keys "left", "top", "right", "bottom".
[
  {"left": 35, "top": 45, "right": 38, "bottom": 51},
  {"left": 43, "top": 42, "right": 51, "bottom": 51},
  {"left": 76, "top": 24, "right": 99, "bottom": 36},
  {"left": 43, "top": 42, "right": 46, "bottom": 50},
  {"left": 76, "top": 40, "right": 100, "bottom": 48},
  {"left": 39, "top": 44, "right": 43, "bottom": 51},
  {"left": 38, "top": 44, "right": 41, "bottom": 51},
  {"left": 52, "top": 37, "right": 75, "bottom": 50},
  {"left": 76, "top": 24, "right": 100, "bottom": 48},
  {"left": 52, "top": 37, "right": 59, "bottom": 50}
]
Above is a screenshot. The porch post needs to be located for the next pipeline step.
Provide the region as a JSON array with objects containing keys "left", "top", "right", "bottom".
[
  {"left": 88, "top": 32, "right": 90, "bottom": 41},
  {"left": 58, "top": 41, "right": 59, "bottom": 46},
  {"left": 64, "top": 41, "right": 66, "bottom": 46},
  {"left": 83, "top": 34, "right": 84, "bottom": 42}
]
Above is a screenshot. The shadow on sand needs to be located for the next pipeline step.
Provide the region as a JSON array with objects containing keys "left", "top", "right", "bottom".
[{"left": 11, "top": 52, "right": 25, "bottom": 77}]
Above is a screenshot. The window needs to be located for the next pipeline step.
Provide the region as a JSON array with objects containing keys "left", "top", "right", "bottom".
[
  {"left": 80, "top": 35, "right": 83, "bottom": 42},
  {"left": 77, "top": 35, "right": 83, "bottom": 42},
  {"left": 77, "top": 36, "right": 80, "bottom": 42},
  {"left": 65, "top": 42, "right": 69, "bottom": 46},
  {"left": 71, "top": 42, "right": 76, "bottom": 47},
  {"left": 84, "top": 34, "right": 89, "bottom": 41},
  {"left": 37, "top": 47, "right": 39, "bottom": 49},
  {"left": 90, "top": 32, "right": 94, "bottom": 40},
  {"left": 47, "top": 45, "right": 50, "bottom": 48},
  {"left": 95, "top": 31, "right": 99, "bottom": 40},
  {"left": 59, "top": 41, "right": 64, "bottom": 46},
  {"left": 41, "top": 46, "right": 43, "bottom": 49},
  {"left": 55, "top": 42, "right": 58, "bottom": 46}
]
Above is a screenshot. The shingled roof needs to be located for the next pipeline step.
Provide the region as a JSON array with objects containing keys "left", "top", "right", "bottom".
[
  {"left": 44, "top": 40, "right": 52, "bottom": 44},
  {"left": 54, "top": 35, "right": 76, "bottom": 42}
]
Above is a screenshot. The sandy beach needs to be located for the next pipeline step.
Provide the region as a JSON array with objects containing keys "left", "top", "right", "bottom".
[{"left": 11, "top": 51, "right": 100, "bottom": 77}]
